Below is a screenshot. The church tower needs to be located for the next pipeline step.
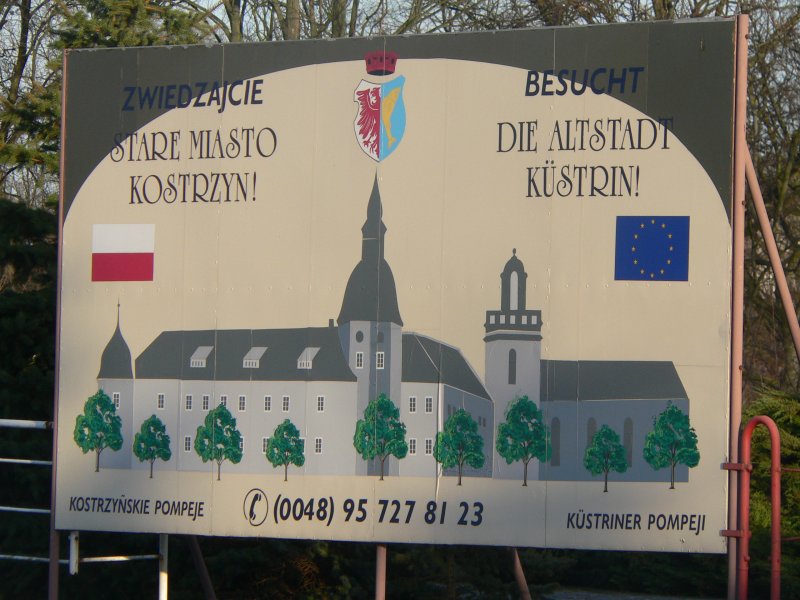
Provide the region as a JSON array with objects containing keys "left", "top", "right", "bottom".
[
  {"left": 96, "top": 303, "right": 134, "bottom": 469},
  {"left": 484, "top": 250, "right": 543, "bottom": 481},
  {"left": 338, "top": 177, "right": 403, "bottom": 476}
]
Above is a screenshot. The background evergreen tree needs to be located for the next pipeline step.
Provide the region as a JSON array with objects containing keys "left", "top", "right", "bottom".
[
  {"left": 73, "top": 389, "right": 123, "bottom": 472},
  {"left": 266, "top": 418, "right": 305, "bottom": 481},
  {"left": 583, "top": 424, "right": 627, "bottom": 493},
  {"left": 194, "top": 404, "right": 242, "bottom": 480},
  {"left": 496, "top": 395, "right": 550, "bottom": 486},
  {"left": 132, "top": 414, "right": 171, "bottom": 478},
  {"left": 643, "top": 403, "right": 700, "bottom": 489},
  {"left": 434, "top": 409, "right": 484, "bottom": 485},
  {"left": 353, "top": 393, "right": 408, "bottom": 480}
]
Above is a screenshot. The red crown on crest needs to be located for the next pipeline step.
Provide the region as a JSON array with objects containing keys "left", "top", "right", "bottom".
[{"left": 364, "top": 51, "right": 398, "bottom": 76}]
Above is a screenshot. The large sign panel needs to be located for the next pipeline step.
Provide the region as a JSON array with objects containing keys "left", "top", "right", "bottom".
[{"left": 57, "top": 20, "right": 736, "bottom": 552}]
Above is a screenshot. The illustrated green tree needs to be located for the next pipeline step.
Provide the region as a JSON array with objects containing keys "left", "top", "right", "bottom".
[
  {"left": 132, "top": 414, "right": 172, "bottom": 478},
  {"left": 353, "top": 393, "right": 408, "bottom": 480},
  {"left": 643, "top": 404, "right": 700, "bottom": 489},
  {"left": 266, "top": 419, "right": 305, "bottom": 481},
  {"left": 434, "top": 409, "right": 485, "bottom": 485},
  {"left": 194, "top": 404, "right": 242, "bottom": 480},
  {"left": 583, "top": 424, "right": 628, "bottom": 492},
  {"left": 73, "top": 389, "right": 123, "bottom": 472},
  {"left": 496, "top": 396, "right": 551, "bottom": 486}
]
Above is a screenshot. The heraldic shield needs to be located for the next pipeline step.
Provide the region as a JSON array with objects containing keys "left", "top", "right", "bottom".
[{"left": 353, "top": 76, "right": 406, "bottom": 162}]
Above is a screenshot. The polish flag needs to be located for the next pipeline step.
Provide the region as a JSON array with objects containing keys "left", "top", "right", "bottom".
[{"left": 91, "top": 224, "right": 155, "bottom": 281}]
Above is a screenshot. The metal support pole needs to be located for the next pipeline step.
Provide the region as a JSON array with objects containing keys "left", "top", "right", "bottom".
[
  {"left": 159, "top": 534, "right": 168, "bottom": 600},
  {"left": 375, "top": 544, "right": 387, "bottom": 600},
  {"left": 737, "top": 416, "right": 781, "bottom": 600},
  {"left": 69, "top": 531, "right": 79, "bottom": 575},
  {"left": 745, "top": 149, "right": 800, "bottom": 363},
  {"left": 510, "top": 548, "right": 531, "bottom": 600},
  {"left": 729, "top": 13, "right": 749, "bottom": 600},
  {"left": 187, "top": 536, "right": 217, "bottom": 600}
]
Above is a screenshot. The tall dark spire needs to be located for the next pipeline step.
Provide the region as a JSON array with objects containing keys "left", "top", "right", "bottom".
[
  {"left": 361, "top": 176, "right": 387, "bottom": 260},
  {"left": 98, "top": 304, "right": 133, "bottom": 379},
  {"left": 338, "top": 177, "right": 403, "bottom": 326}
]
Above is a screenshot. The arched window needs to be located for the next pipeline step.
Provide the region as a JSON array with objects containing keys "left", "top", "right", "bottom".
[
  {"left": 510, "top": 271, "right": 519, "bottom": 310},
  {"left": 587, "top": 417, "right": 597, "bottom": 446},
  {"left": 508, "top": 349, "right": 517, "bottom": 384},
  {"left": 550, "top": 418, "right": 560, "bottom": 467},
  {"left": 624, "top": 418, "right": 634, "bottom": 467}
]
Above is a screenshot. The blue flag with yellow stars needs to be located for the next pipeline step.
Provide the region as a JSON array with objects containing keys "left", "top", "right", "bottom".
[{"left": 614, "top": 216, "right": 690, "bottom": 281}]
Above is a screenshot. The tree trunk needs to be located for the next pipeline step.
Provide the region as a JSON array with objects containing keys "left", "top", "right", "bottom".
[
  {"left": 284, "top": 463, "right": 288, "bottom": 482},
  {"left": 95, "top": 449, "right": 101, "bottom": 472},
  {"left": 217, "top": 461, "right": 222, "bottom": 481},
  {"left": 523, "top": 460, "right": 528, "bottom": 486},
  {"left": 670, "top": 462, "right": 675, "bottom": 489},
  {"left": 150, "top": 460, "right": 154, "bottom": 478},
  {"left": 457, "top": 462, "right": 463, "bottom": 486},
  {"left": 603, "top": 470, "right": 608, "bottom": 492},
  {"left": 380, "top": 456, "right": 385, "bottom": 480},
  {"left": 286, "top": 0, "right": 300, "bottom": 40}
]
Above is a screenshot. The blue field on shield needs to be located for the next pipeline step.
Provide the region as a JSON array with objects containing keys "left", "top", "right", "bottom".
[
  {"left": 614, "top": 216, "right": 690, "bottom": 281},
  {"left": 379, "top": 76, "right": 406, "bottom": 160}
]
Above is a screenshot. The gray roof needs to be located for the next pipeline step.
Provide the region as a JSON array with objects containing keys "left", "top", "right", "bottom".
[
  {"left": 135, "top": 327, "right": 356, "bottom": 382},
  {"left": 98, "top": 323, "right": 133, "bottom": 379},
  {"left": 402, "top": 333, "right": 490, "bottom": 400},
  {"left": 540, "top": 360, "right": 688, "bottom": 402}
]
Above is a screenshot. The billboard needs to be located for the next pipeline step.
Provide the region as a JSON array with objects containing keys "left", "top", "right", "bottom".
[{"left": 57, "top": 20, "right": 737, "bottom": 552}]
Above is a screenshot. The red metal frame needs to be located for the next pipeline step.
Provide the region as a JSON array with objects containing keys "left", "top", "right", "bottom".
[{"left": 724, "top": 417, "right": 782, "bottom": 600}]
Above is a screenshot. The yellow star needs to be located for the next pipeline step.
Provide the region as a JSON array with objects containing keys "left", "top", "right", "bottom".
[
  {"left": 651, "top": 219, "right": 656, "bottom": 224},
  {"left": 667, "top": 259, "right": 672, "bottom": 265},
  {"left": 650, "top": 273, "right": 655, "bottom": 278},
  {"left": 631, "top": 246, "right": 636, "bottom": 252},
  {"left": 669, "top": 246, "right": 673, "bottom": 251},
  {"left": 633, "top": 259, "right": 638, "bottom": 265},
  {"left": 634, "top": 234, "right": 638, "bottom": 239}
]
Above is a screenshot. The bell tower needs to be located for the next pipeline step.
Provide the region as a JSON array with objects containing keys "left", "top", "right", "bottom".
[{"left": 484, "top": 250, "right": 543, "bottom": 480}]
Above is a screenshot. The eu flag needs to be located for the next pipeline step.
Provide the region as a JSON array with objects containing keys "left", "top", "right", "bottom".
[{"left": 614, "top": 216, "right": 690, "bottom": 281}]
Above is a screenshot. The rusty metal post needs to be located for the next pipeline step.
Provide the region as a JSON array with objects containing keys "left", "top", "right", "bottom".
[
  {"left": 737, "top": 416, "right": 781, "bottom": 600},
  {"left": 375, "top": 544, "right": 387, "bottom": 600},
  {"left": 729, "top": 13, "right": 749, "bottom": 600},
  {"left": 745, "top": 150, "right": 800, "bottom": 364},
  {"left": 187, "top": 536, "right": 217, "bottom": 600},
  {"left": 510, "top": 548, "right": 532, "bottom": 600}
]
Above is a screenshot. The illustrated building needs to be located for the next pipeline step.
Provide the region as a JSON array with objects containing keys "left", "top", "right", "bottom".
[{"left": 96, "top": 178, "right": 691, "bottom": 485}]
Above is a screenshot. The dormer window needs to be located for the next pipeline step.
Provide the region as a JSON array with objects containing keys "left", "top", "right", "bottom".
[
  {"left": 243, "top": 346, "right": 267, "bottom": 369},
  {"left": 297, "top": 347, "right": 320, "bottom": 370},
  {"left": 190, "top": 346, "right": 213, "bottom": 368}
]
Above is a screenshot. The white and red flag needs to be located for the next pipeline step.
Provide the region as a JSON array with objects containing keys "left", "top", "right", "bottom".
[{"left": 91, "top": 224, "right": 155, "bottom": 281}]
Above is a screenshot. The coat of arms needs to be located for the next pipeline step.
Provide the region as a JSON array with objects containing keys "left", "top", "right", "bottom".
[{"left": 354, "top": 51, "right": 406, "bottom": 162}]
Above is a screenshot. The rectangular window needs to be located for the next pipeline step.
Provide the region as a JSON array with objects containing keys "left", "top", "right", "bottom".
[
  {"left": 202, "top": 395, "right": 210, "bottom": 411},
  {"left": 238, "top": 395, "right": 246, "bottom": 411},
  {"left": 220, "top": 395, "right": 227, "bottom": 408},
  {"left": 409, "top": 396, "right": 416, "bottom": 413},
  {"left": 264, "top": 395, "right": 272, "bottom": 411},
  {"left": 157, "top": 393, "right": 165, "bottom": 409},
  {"left": 425, "top": 438, "right": 433, "bottom": 455},
  {"left": 315, "top": 437, "right": 323, "bottom": 454},
  {"left": 262, "top": 437, "right": 269, "bottom": 453},
  {"left": 317, "top": 395, "right": 325, "bottom": 412},
  {"left": 184, "top": 436, "right": 191, "bottom": 452},
  {"left": 356, "top": 352, "right": 364, "bottom": 369},
  {"left": 409, "top": 439, "right": 417, "bottom": 455},
  {"left": 185, "top": 394, "right": 192, "bottom": 410},
  {"left": 282, "top": 395, "right": 290, "bottom": 412},
  {"left": 376, "top": 351, "right": 385, "bottom": 369},
  {"left": 425, "top": 396, "right": 433, "bottom": 414},
  {"left": 112, "top": 392, "right": 120, "bottom": 410}
]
